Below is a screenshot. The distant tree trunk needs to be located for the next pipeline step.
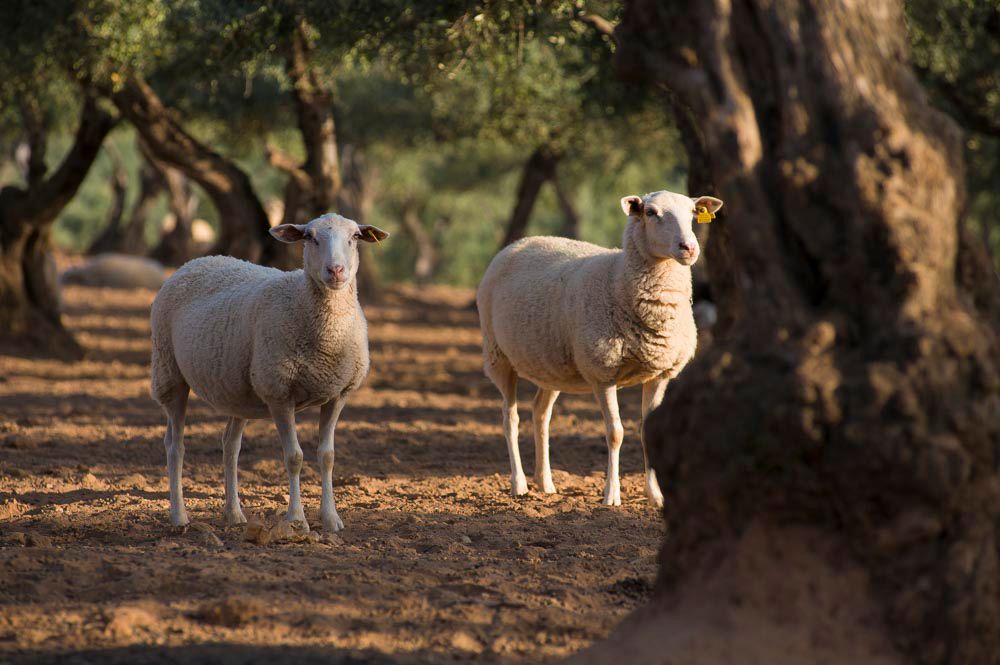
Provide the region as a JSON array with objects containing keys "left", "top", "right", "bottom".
[
  {"left": 336, "top": 145, "right": 383, "bottom": 301},
  {"left": 398, "top": 200, "right": 435, "bottom": 283},
  {"left": 552, "top": 174, "right": 580, "bottom": 239},
  {"left": 266, "top": 18, "right": 343, "bottom": 270},
  {"left": 86, "top": 143, "right": 129, "bottom": 255},
  {"left": 0, "top": 95, "right": 115, "bottom": 358},
  {"left": 149, "top": 158, "right": 199, "bottom": 267},
  {"left": 110, "top": 77, "right": 283, "bottom": 265},
  {"left": 500, "top": 144, "right": 561, "bottom": 247},
  {"left": 570, "top": 2, "right": 1000, "bottom": 665}
]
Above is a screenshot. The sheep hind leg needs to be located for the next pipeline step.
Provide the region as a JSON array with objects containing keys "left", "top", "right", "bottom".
[
  {"left": 221, "top": 417, "right": 248, "bottom": 525},
  {"left": 161, "top": 384, "right": 191, "bottom": 526},
  {"left": 640, "top": 378, "right": 668, "bottom": 509},
  {"left": 486, "top": 358, "right": 527, "bottom": 496},
  {"left": 593, "top": 384, "right": 624, "bottom": 507},
  {"left": 532, "top": 387, "right": 559, "bottom": 494}
]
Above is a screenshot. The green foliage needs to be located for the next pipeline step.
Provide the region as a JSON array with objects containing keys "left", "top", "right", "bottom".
[{"left": 907, "top": 0, "right": 1000, "bottom": 265}]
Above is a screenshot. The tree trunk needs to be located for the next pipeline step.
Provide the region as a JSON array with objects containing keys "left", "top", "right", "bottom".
[
  {"left": 336, "top": 145, "right": 383, "bottom": 301},
  {"left": 0, "top": 95, "right": 116, "bottom": 358},
  {"left": 552, "top": 172, "right": 580, "bottom": 239},
  {"left": 86, "top": 144, "right": 129, "bottom": 255},
  {"left": 110, "top": 77, "right": 281, "bottom": 264},
  {"left": 399, "top": 201, "right": 437, "bottom": 283},
  {"left": 264, "top": 18, "right": 343, "bottom": 271},
  {"left": 570, "top": 1, "right": 1000, "bottom": 664},
  {"left": 499, "top": 144, "right": 560, "bottom": 247},
  {"left": 149, "top": 150, "right": 199, "bottom": 267}
]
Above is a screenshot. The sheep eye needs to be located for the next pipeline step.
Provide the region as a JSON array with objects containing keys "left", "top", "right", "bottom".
[
  {"left": 311, "top": 236, "right": 319, "bottom": 245},
  {"left": 647, "top": 209, "right": 659, "bottom": 218}
]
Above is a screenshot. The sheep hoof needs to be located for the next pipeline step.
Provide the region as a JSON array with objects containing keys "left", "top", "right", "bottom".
[
  {"left": 224, "top": 506, "right": 248, "bottom": 526},
  {"left": 169, "top": 510, "right": 190, "bottom": 527},
  {"left": 535, "top": 476, "right": 557, "bottom": 494},
  {"left": 602, "top": 486, "right": 622, "bottom": 507},
  {"left": 510, "top": 475, "right": 529, "bottom": 497},
  {"left": 322, "top": 513, "right": 345, "bottom": 533},
  {"left": 646, "top": 491, "right": 664, "bottom": 509}
]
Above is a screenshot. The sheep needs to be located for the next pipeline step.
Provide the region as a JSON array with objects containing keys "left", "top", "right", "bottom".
[
  {"left": 476, "top": 190, "right": 723, "bottom": 507},
  {"left": 61, "top": 254, "right": 167, "bottom": 290},
  {"left": 149, "top": 213, "right": 389, "bottom": 532}
]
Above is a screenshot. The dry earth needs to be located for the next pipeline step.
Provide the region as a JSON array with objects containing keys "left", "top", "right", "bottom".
[{"left": 0, "top": 281, "right": 664, "bottom": 665}]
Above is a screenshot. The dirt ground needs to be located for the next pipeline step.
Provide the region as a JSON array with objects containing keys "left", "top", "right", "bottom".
[{"left": 0, "top": 280, "right": 664, "bottom": 664}]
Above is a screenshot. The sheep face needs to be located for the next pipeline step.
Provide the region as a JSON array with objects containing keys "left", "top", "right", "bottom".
[
  {"left": 270, "top": 214, "right": 389, "bottom": 290},
  {"left": 621, "top": 191, "right": 723, "bottom": 266}
]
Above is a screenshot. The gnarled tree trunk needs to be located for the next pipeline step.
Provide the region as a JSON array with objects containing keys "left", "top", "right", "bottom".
[
  {"left": 0, "top": 95, "right": 116, "bottom": 358},
  {"left": 570, "top": 1, "right": 1000, "bottom": 664},
  {"left": 110, "top": 78, "right": 282, "bottom": 265},
  {"left": 86, "top": 143, "right": 130, "bottom": 255},
  {"left": 148, "top": 150, "right": 199, "bottom": 267}
]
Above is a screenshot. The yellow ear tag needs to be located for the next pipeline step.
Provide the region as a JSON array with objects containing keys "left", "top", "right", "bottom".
[
  {"left": 696, "top": 206, "right": 715, "bottom": 224},
  {"left": 367, "top": 229, "right": 381, "bottom": 245}
]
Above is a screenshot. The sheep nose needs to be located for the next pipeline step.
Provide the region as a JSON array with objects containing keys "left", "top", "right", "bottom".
[
  {"left": 678, "top": 241, "right": 696, "bottom": 254},
  {"left": 327, "top": 265, "right": 345, "bottom": 278}
]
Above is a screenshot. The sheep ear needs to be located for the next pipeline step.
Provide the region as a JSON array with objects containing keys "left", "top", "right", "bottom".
[
  {"left": 358, "top": 225, "right": 389, "bottom": 243},
  {"left": 621, "top": 195, "right": 644, "bottom": 217},
  {"left": 692, "top": 196, "right": 724, "bottom": 214},
  {"left": 269, "top": 224, "right": 307, "bottom": 243}
]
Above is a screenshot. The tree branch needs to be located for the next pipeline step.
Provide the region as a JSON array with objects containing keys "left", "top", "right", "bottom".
[{"left": 265, "top": 144, "right": 312, "bottom": 192}]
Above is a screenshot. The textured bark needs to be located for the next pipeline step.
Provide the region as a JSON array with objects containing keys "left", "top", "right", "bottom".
[
  {"left": 111, "top": 78, "right": 278, "bottom": 264},
  {"left": 399, "top": 201, "right": 437, "bottom": 283},
  {"left": 571, "top": 1, "right": 1000, "bottom": 664},
  {"left": 499, "top": 144, "right": 560, "bottom": 248},
  {"left": 0, "top": 96, "right": 116, "bottom": 357},
  {"left": 336, "top": 145, "right": 382, "bottom": 302},
  {"left": 264, "top": 19, "right": 343, "bottom": 271},
  {"left": 149, "top": 157, "right": 199, "bottom": 267},
  {"left": 86, "top": 144, "right": 131, "bottom": 255}
]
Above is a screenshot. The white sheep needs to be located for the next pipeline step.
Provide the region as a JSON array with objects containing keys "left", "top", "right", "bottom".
[
  {"left": 61, "top": 253, "right": 167, "bottom": 290},
  {"left": 476, "top": 190, "right": 723, "bottom": 507},
  {"left": 149, "top": 214, "right": 388, "bottom": 532}
]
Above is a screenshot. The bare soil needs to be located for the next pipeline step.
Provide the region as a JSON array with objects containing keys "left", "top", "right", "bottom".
[{"left": 0, "top": 281, "right": 663, "bottom": 664}]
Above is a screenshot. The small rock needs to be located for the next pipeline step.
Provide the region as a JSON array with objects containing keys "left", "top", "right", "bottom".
[
  {"left": 81, "top": 473, "right": 102, "bottom": 489},
  {"left": 243, "top": 515, "right": 309, "bottom": 545},
  {"left": 0, "top": 531, "right": 26, "bottom": 547},
  {"left": 319, "top": 532, "right": 343, "bottom": 546},
  {"left": 450, "top": 631, "right": 483, "bottom": 652},
  {"left": 188, "top": 522, "right": 223, "bottom": 548},
  {"left": 26, "top": 533, "right": 53, "bottom": 548},
  {"left": 119, "top": 473, "right": 147, "bottom": 489},
  {"left": 192, "top": 597, "right": 263, "bottom": 628},
  {"left": 460, "top": 535, "right": 473, "bottom": 545},
  {"left": 104, "top": 604, "right": 159, "bottom": 638}
]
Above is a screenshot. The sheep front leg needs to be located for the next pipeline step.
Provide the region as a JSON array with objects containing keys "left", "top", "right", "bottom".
[
  {"left": 593, "top": 384, "right": 624, "bottom": 506},
  {"left": 318, "top": 398, "right": 346, "bottom": 532},
  {"left": 270, "top": 404, "right": 308, "bottom": 529},
  {"left": 640, "top": 378, "right": 668, "bottom": 508},
  {"left": 222, "top": 417, "right": 248, "bottom": 525}
]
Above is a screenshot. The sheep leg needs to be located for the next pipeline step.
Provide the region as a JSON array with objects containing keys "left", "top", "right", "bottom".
[
  {"left": 532, "top": 388, "right": 560, "bottom": 493},
  {"left": 222, "top": 417, "right": 248, "bottom": 525},
  {"left": 318, "top": 398, "right": 346, "bottom": 532},
  {"left": 162, "top": 385, "right": 190, "bottom": 526},
  {"left": 494, "top": 366, "right": 527, "bottom": 496},
  {"left": 640, "top": 378, "right": 668, "bottom": 508},
  {"left": 270, "top": 404, "right": 308, "bottom": 529},
  {"left": 594, "top": 384, "right": 624, "bottom": 506}
]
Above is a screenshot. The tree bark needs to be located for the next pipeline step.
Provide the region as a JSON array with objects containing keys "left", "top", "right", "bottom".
[
  {"left": 336, "top": 145, "right": 382, "bottom": 301},
  {"left": 499, "top": 144, "right": 560, "bottom": 247},
  {"left": 264, "top": 19, "right": 344, "bottom": 271},
  {"left": 399, "top": 201, "right": 437, "bottom": 283},
  {"left": 149, "top": 156, "right": 199, "bottom": 267},
  {"left": 110, "top": 77, "right": 280, "bottom": 264},
  {"left": 86, "top": 143, "right": 130, "bottom": 255},
  {"left": 570, "top": 1, "right": 1000, "bottom": 664},
  {"left": 0, "top": 95, "right": 116, "bottom": 358}
]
